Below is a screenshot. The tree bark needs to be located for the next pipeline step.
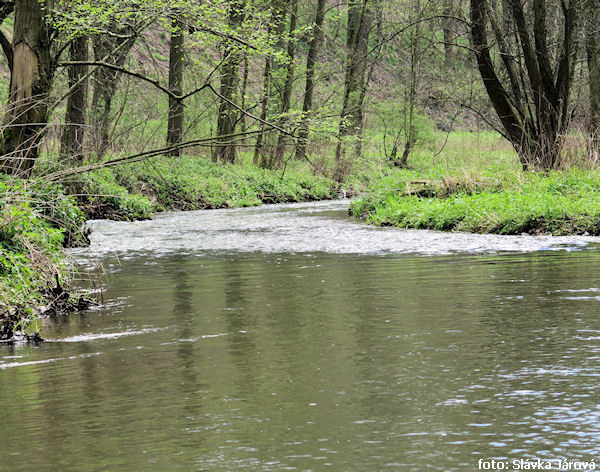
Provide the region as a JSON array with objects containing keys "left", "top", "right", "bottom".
[
  {"left": 238, "top": 52, "right": 249, "bottom": 144},
  {"left": 254, "top": 0, "right": 287, "bottom": 168},
  {"left": 442, "top": 0, "right": 455, "bottom": 65},
  {"left": 585, "top": 0, "right": 600, "bottom": 161},
  {"left": 0, "top": 0, "right": 54, "bottom": 177},
  {"left": 166, "top": 12, "right": 185, "bottom": 157},
  {"left": 398, "top": 0, "right": 421, "bottom": 168},
  {"left": 470, "top": 0, "right": 579, "bottom": 170},
  {"left": 60, "top": 35, "right": 89, "bottom": 163},
  {"left": 295, "top": 0, "right": 326, "bottom": 161}
]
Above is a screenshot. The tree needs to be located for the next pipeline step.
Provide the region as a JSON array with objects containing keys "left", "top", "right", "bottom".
[
  {"left": 271, "top": 0, "right": 298, "bottom": 169},
  {"left": 0, "top": 0, "right": 54, "bottom": 177},
  {"left": 470, "top": 0, "right": 580, "bottom": 170},
  {"left": 213, "top": 0, "right": 246, "bottom": 163},
  {"left": 392, "top": 0, "right": 422, "bottom": 167},
  {"left": 295, "top": 0, "right": 327, "bottom": 161},
  {"left": 254, "top": 0, "right": 287, "bottom": 167},
  {"left": 441, "top": 0, "right": 456, "bottom": 65},
  {"left": 585, "top": 0, "right": 600, "bottom": 161},
  {"left": 60, "top": 34, "right": 89, "bottom": 162},
  {"left": 89, "top": 22, "right": 137, "bottom": 158},
  {"left": 334, "top": 0, "right": 374, "bottom": 181},
  {"left": 166, "top": 11, "right": 185, "bottom": 156}
]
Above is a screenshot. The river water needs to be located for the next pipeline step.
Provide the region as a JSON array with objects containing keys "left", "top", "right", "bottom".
[{"left": 2, "top": 201, "right": 600, "bottom": 471}]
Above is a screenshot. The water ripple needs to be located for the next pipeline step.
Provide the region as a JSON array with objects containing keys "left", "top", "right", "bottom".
[{"left": 71, "top": 201, "right": 600, "bottom": 258}]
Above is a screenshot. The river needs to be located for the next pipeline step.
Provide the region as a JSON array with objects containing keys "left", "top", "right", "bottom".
[{"left": 2, "top": 201, "right": 600, "bottom": 471}]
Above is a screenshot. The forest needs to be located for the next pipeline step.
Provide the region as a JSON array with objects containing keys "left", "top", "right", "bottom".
[{"left": 1, "top": 0, "right": 600, "bottom": 330}]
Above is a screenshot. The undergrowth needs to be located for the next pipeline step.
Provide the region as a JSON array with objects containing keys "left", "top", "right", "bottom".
[{"left": 0, "top": 176, "right": 87, "bottom": 338}]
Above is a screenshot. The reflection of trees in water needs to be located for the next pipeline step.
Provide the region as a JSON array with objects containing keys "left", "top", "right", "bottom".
[
  {"left": 222, "top": 256, "right": 260, "bottom": 399},
  {"left": 170, "top": 255, "right": 205, "bottom": 425}
]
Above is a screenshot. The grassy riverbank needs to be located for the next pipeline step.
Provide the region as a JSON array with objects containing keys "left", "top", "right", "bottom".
[
  {"left": 74, "top": 153, "right": 342, "bottom": 220},
  {"left": 350, "top": 132, "right": 600, "bottom": 235},
  {"left": 350, "top": 170, "right": 600, "bottom": 235}
]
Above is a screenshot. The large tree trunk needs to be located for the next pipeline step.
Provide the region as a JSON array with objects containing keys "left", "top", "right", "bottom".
[
  {"left": 470, "top": 0, "right": 579, "bottom": 170},
  {"left": 213, "top": 0, "right": 245, "bottom": 163},
  {"left": 295, "top": 0, "right": 326, "bottom": 161},
  {"left": 166, "top": 12, "right": 185, "bottom": 157},
  {"left": 0, "top": 0, "right": 54, "bottom": 177},
  {"left": 60, "top": 35, "right": 89, "bottom": 163},
  {"left": 334, "top": 0, "right": 373, "bottom": 182}
]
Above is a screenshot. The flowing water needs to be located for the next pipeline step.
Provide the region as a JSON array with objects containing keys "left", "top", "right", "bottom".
[{"left": 2, "top": 201, "right": 600, "bottom": 471}]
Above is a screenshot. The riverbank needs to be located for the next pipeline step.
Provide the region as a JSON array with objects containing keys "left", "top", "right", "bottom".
[
  {"left": 0, "top": 176, "right": 95, "bottom": 339},
  {"left": 350, "top": 167, "right": 600, "bottom": 235},
  {"left": 0, "top": 155, "right": 346, "bottom": 339},
  {"left": 71, "top": 154, "right": 344, "bottom": 220}
]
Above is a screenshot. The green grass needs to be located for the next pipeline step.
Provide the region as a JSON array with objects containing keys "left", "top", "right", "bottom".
[
  {"left": 76, "top": 152, "right": 341, "bottom": 219},
  {"left": 351, "top": 164, "right": 600, "bottom": 235}
]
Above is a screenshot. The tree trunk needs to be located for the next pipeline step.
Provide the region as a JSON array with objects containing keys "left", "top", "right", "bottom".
[
  {"left": 334, "top": 0, "right": 373, "bottom": 182},
  {"left": 442, "top": 0, "right": 455, "bottom": 65},
  {"left": 271, "top": 0, "right": 298, "bottom": 169},
  {"left": 166, "top": 12, "right": 185, "bottom": 157},
  {"left": 253, "top": 55, "right": 272, "bottom": 166},
  {"left": 399, "top": 0, "right": 421, "bottom": 168},
  {"left": 0, "top": 0, "right": 54, "bottom": 177},
  {"left": 60, "top": 35, "right": 89, "bottom": 163},
  {"left": 213, "top": 0, "right": 245, "bottom": 163},
  {"left": 470, "top": 0, "right": 579, "bottom": 170},
  {"left": 295, "top": 0, "right": 326, "bottom": 160},
  {"left": 238, "top": 52, "right": 249, "bottom": 144},
  {"left": 585, "top": 0, "right": 600, "bottom": 162},
  {"left": 254, "top": 0, "right": 287, "bottom": 168}
]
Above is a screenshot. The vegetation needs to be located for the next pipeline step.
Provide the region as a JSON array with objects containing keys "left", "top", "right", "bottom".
[
  {"left": 0, "top": 0, "right": 599, "bottom": 337},
  {"left": 78, "top": 153, "right": 341, "bottom": 218},
  {"left": 351, "top": 168, "right": 600, "bottom": 235},
  {"left": 0, "top": 177, "right": 88, "bottom": 338}
]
